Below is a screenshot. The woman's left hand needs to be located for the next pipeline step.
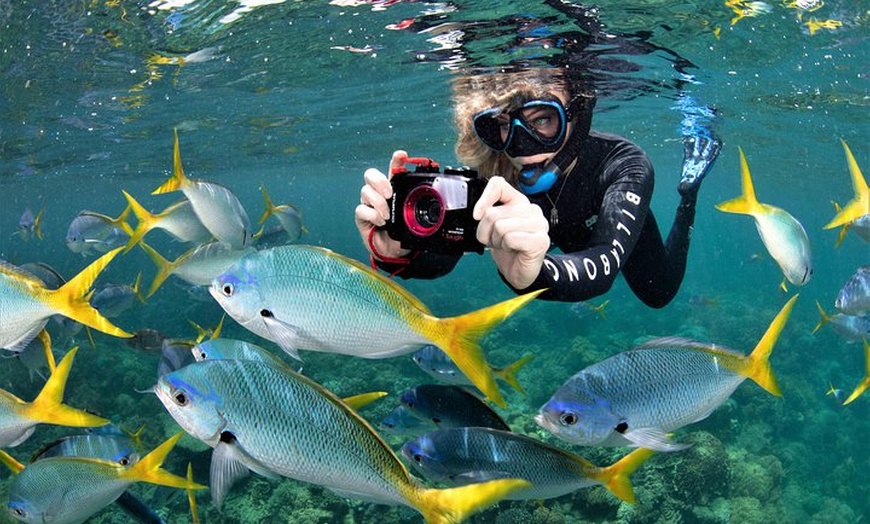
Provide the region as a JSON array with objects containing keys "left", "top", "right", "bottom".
[{"left": 473, "top": 177, "right": 550, "bottom": 290}]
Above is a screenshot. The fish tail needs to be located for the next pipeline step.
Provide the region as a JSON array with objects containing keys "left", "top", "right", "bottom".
[
  {"left": 843, "top": 339, "right": 870, "bottom": 406},
  {"left": 414, "top": 479, "right": 530, "bottom": 524},
  {"left": 258, "top": 185, "right": 276, "bottom": 225},
  {"left": 744, "top": 294, "right": 799, "bottom": 397},
  {"left": 152, "top": 129, "right": 188, "bottom": 195},
  {"left": 593, "top": 299, "right": 609, "bottom": 320},
  {"left": 33, "top": 208, "right": 45, "bottom": 240},
  {"left": 494, "top": 353, "right": 534, "bottom": 395},
  {"left": 812, "top": 300, "right": 831, "bottom": 334},
  {"left": 589, "top": 447, "right": 655, "bottom": 504},
  {"left": 138, "top": 242, "right": 177, "bottom": 298},
  {"left": 434, "top": 290, "right": 544, "bottom": 407},
  {"left": 715, "top": 147, "right": 763, "bottom": 216},
  {"left": 824, "top": 140, "right": 869, "bottom": 230},
  {"left": 122, "top": 190, "right": 157, "bottom": 251},
  {"left": 26, "top": 347, "right": 110, "bottom": 428},
  {"left": 123, "top": 433, "right": 207, "bottom": 490},
  {"left": 41, "top": 248, "right": 132, "bottom": 338}
]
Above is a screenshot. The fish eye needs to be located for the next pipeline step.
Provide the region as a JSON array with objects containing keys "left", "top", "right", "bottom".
[
  {"left": 221, "top": 282, "right": 234, "bottom": 297},
  {"left": 119, "top": 457, "right": 131, "bottom": 466},
  {"left": 559, "top": 412, "right": 578, "bottom": 426},
  {"left": 199, "top": 351, "right": 208, "bottom": 359},
  {"left": 10, "top": 508, "right": 25, "bottom": 518},
  {"left": 173, "top": 390, "right": 189, "bottom": 406}
]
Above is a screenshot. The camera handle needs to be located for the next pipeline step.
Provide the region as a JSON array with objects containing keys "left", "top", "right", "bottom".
[{"left": 390, "top": 157, "right": 441, "bottom": 176}]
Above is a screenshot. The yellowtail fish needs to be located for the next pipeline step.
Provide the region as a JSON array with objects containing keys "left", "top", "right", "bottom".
[
  {"left": 17, "top": 208, "right": 44, "bottom": 242},
  {"left": 210, "top": 245, "right": 542, "bottom": 406},
  {"left": 152, "top": 130, "right": 254, "bottom": 249},
  {"left": 402, "top": 427, "right": 653, "bottom": 503},
  {"left": 399, "top": 385, "right": 511, "bottom": 431},
  {"left": 824, "top": 140, "right": 869, "bottom": 234},
  {"left": 411, "top": 345, "right": 534, "bottom": 394},
  {"left": 0, "top": 348, "right": 109, "bottom": 447},
  {"left": 155, "top": 358, "right": 529, "bottom": 522},
  {"left": 121, "top": 190, "right": 212, "bottom": 249},
  {"left": 4, "top": 433, "right": 203, "bottom": 524},
  {"left": 139, "top": 240, "right": 254, "bottom": 298},
  {"left": 65, "top": 208, "right": 132, "bottom": 257},
  {"left": 257, "top": 185, "right": 307, "bottom": 242},
  {"left": 835, "top": 265, "right": 870, "bottom": 316},
  {"left": 813, "top": 301, "right": 870, "bottom": 343},
  {"left": 716, "top": 148, "right": 812, "bottom": 288},
  {"left": 537, "top": 295, "right": 798, "bottom": 451},
  {"left": 0, "top": 248, "right": 132, "bottom": 352},
  {"left": 843, "top": 339, "right": 870, "bottom": 405}
]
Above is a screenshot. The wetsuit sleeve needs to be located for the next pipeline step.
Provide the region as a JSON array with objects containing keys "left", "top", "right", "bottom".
[
  {"left": 506, "top": 142, "right": 655, "bottom": 301},
  {"left": 373, "top": 251, "right": 462, "bottom": 279}
]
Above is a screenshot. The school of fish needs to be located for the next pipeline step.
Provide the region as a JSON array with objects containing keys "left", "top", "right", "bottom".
[{"left": 0, "top": 132, "right": 867, "bottom": 523}]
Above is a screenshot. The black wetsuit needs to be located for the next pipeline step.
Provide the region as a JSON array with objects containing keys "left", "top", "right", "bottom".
[{"left": 376, "top": 131, "right": 696, "bottom": 308}]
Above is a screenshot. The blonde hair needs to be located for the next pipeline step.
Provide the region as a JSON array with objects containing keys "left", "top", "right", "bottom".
[{"left": 451, "top": 68, "right": 573, "bottom": 184}]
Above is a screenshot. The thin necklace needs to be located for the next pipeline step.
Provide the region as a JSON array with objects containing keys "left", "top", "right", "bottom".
[{"left": 545, "top": 162, "right": 575, "bottom": 225}]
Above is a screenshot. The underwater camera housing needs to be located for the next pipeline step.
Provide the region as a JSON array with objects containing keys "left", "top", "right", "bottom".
[{"left": 385, "top": 157, "right": 486, "bottom": 255}]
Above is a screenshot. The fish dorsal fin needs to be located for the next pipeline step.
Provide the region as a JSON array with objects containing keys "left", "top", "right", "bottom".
[
  {"left": 635, "top": 336, "right": 745, "bottom": 359},
  {"left": 307, "top": 245, "right": 433, "bottom": 315}
]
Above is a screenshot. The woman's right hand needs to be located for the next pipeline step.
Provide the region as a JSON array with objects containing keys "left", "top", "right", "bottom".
[{"left": 355, "top": 150, "right": 412, "bottom": 260}]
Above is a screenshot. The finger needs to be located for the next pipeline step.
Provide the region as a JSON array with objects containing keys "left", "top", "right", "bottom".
[
  {"left": 389, "top": 150, "right": 409, "bottom": 173},
  {"left": 364, "top": 168, "right": 393, "bottom": 199},
  {"left": 472, "top": 177, "right": 529, "bottom": 220},
  {"left": 488, "top": 214, "right": 548, "bottom": 250},
  {"left": 360, "top": 185, "right": 390, "bottom": 223},
  {"left": 355, "top": 203, "right": 385, "bottom": 229}
]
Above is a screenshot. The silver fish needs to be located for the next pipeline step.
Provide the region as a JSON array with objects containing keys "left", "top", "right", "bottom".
[
  {"left": 399, "top": 385, "right": 511, "bottom": 431},
  {"left": 66, "top": 210, "right": 131, "bottom": 257},
  {"left": 402, "top": 427, "right": 653, "bottom": 503},
  {"left": 717, "top": 148, "right": 812, "bottom": 287},
  {"left": 151, "top": 130, "right": 253, "bottom": 249},
  {"left": 537, "top": 296, "right": 797, "bottom": 451},
  {"left": 835, "top": 265, "right": 870, "bottom": 316},
  {"left": 155, "top": 359, "right": 528, "bottom": 522}
]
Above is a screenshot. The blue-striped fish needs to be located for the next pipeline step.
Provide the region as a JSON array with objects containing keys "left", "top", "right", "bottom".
[
  {"left": 537, "top": 296, "right": 798, "bottom": 451},
  {"left": 210, "top": 245, "right": 542, "bottom": 406},
  {"left": 155, "top": 359, "right": 528, "bottom": 522}
]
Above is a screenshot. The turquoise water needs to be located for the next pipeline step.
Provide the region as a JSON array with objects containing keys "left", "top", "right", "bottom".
[{"left": 1, "top": 0, "right": 868, "bottom": 522}]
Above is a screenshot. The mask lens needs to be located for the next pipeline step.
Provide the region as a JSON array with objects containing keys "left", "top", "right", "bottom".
[
  {"left": 473, "top": 109, "right": 510, "bottom": 151},
  {"left": 473, "top": 100, "right": 567, "bottom": 155}
]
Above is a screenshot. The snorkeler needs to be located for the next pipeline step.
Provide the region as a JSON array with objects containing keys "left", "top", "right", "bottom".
[{"left": 355, "top": 68, "right": 721, "bottom": 308}]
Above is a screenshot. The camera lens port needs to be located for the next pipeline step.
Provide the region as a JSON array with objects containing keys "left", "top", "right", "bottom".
[{"left": 403, "top": 185, "right": 444, "bottom": 237}]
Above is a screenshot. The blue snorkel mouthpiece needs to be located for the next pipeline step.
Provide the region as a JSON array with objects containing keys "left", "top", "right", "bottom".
[{"left": 519, "top": 162, "right": 563, "bottom": 195}]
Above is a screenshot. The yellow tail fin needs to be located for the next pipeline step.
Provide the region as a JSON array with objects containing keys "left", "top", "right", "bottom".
[
  {"left": 715, "top": 147, "right": 764, "bottom": 216},
  {"left": 589, "top": 447, "right": 655, "bottom": 504},
  {"left": 37, "top": 329, "right": 56, "bottom": 374},
  {"left": 434, "top": 290, "right": 544, "bottom": 407},
  {"left": 812, "top": 300, "right": 832, "bottom": 334},
  {"left": 40, "top": 248, "right": 132, "bottom": 339},
  {"left": 122, "top": 190, "right": 158, "bottom": 251},
  {"left": 843, "top": 339, "right": 870, "bottom": 406},
  {"left": 152, "top": 129, "right": 189, "bottom": 195},
  {"left": 121, "top": 433, "right": 207, "bottom": 490},
  {"left": 824, "top": 140, "right": 869, "bottom": 230},
  {"left": 187, "top": 462, "right": 201, "bottom": 524},
  {"left": 494, "top": 353, "right": 535, "bottom": 395},
  {"left": 139, "top": 242, "right": 186, "bottom": 298},
  {"left": 258, "top": 185, "right": 276, "bottom": 225},
  {"left": 415, "top": 478, "right": 530, "bottom": 524},
  {"left": 744, "top": 294, "right": 799, "bottom": 396},
  {"left": 25, "top": 347, "right": 109, "bottom": 428}
]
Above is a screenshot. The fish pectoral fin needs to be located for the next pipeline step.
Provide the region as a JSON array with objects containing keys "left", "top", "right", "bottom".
[
  {"left": 260, "top": 312, "right": 303, "bottom": 361},
  {"left": 623, "top": 427, "right": 690, "bottom": 452},
  {"left": 211, "top": 439, "right": 279, "bottom": 509}
]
